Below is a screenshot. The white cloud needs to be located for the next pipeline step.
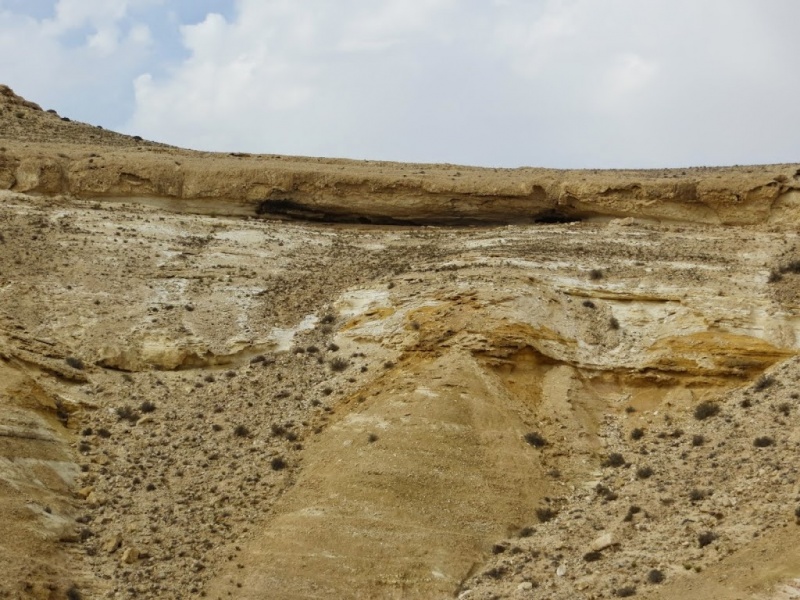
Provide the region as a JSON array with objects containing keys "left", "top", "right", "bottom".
[
  {"left": 0, "top": 0, "right": 156, "bottom": 124},
  {"left": 594, "top": 53, "right": 658, "bottom": 113},
  {"left": 2, "top": 0, "right": 800, "bottom": 167}
]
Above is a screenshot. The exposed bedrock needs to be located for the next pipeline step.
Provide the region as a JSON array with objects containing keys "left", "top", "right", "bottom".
[{"left": 2, "top": 145, "right": 799, "bottom": 226}]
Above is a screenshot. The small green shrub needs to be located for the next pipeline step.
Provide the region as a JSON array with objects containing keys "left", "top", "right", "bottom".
[
  {"left": 630, "top": 428, "right": 645, "bottom": 441},
  {"left": 535, "top": 507, "right": 557, "bottom": 523},
  {"left": 614, "top": 586, "right": 636, "bottom": 597},
  {"left": 754, "top": 375, "right": 776, "bottom": 392},
  {"left": 66, "top": 586, "right": 82, "bottom": 600},
  {"left": 329, "top": 357, "right": 349, "bottom": 372},
  {"left": 65, "top": 356, "right": 85, "bottom": 370},
  {"left": 754, "top": 436, "right": 774, "bottom": 447},
  {"left": 603, "top": 452, "right": 626, "bottom": 467},
  {"left": 596, "top": 484, "right": 618, "bottom": 502},
  {"left": 698, "top": 531, "right": 717, "bottom": 548},
  {"left": 647, "top": 569, "right": 665, "bottom": 584},
  {"left": 693, "top": 401, "right": 720, "bottom": 420},
  {"left": 689, "top": 489, "right": 706, "bottom": 502},
  {"left": 115, "top": 406, "right": 139, "bottom": 423},
  {"left": 524, "top": 432, "right": 547, "bottom": 448},
  {"left": 583, "top": 551, "right": 602, "bottom": 562},
  {"left": 518, "top": 526, "right": 535, "bottom": 537},
  {"left": 623, "top": 505, "right": 641, "bottom": 522}
]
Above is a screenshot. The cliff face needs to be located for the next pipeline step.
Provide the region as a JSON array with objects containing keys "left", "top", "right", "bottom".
[
  {"left": 2, "top": 85, "right": 800, "bottom": 600},
  {"left": 2, "top": 86, "right": 800, "bottom": 227}
]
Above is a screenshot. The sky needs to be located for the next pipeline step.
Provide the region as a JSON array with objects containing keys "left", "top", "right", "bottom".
[{"left": 1, "top": 0, "right": 799, "bottom": 169}]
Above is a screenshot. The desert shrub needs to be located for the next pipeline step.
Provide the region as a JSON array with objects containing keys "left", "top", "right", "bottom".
[
  {"left": 693, "top": 401, "right": 720, "bottom": 420},
  {"left": 589, "top": 269, "right": 604, "bottom": 280},
  {"left": 614, "top": 586, "right": 636, "bottom": 597},
  {"left": 794, "top": 506, "right": 800, "bottom": 519},
  {"left": 689, "top": 489, "right": 706, "bottom": 502},
  {"left": 647, "top": 569, "right": 665, "bottom": 584},
  {"left": 115, "top": 406, "right": 139, "bottom": 423},
  {"left": 66, "top": 586, "right": 82, "bottom": 600},
  {"left": 609, "top": 317, "right": 620, "bottom": 330},
  {"left": 518, "top": 526, "right": 535, "bottom": 537},
  {"left": 691, "top": 434, "right": 705, "bottom": 447},
  {"left": 777, "top": 402, "right": 792, "bottom": 416},
  {"left": 483, "top": 566, "right": 508, "bottom": 579},
  {"left": 524, "top": 432, "right": 548, "bottom": 448},
  {"left": 65, "top": 356, "right": 85, "bottom": 370},
  {"left": 630, "top": 428, "right": 645, "bottom": 440},
  {"left": 367, "top": 433, "right": 379, "bottom": 443},
  {"left": 636, "top": 466, "right": 654, "bottom": 479},
  {"left": 535, "top": 507, "right": 557, "bottom": 523},
  {"left": 596, "top": 484, "right": 619, "bottom": 502},
  {"left": 623, "top": 505, "right": 641, "bottom": 522},
  {"left": 754, "top": 436, "right": 774, "bottom": 447},
  {"left": 768, "top": 270, "right": 783, "bottom": 283},
  {"left": 603, "top": 452, "right": 626, "bottom": 467},
  {"left": 754, "top": 375, "right": 776, "bottom": 392},
  {"left": 270, "top": 456, "right": 287, "bottom": 470},
  {"left": 698, "top": 531, "right": 717, "bottom": 548},
  {"left": 329, "top": 357, "right": 349, "bottom": 372},
  {"left": 583, "top": 551, "right": 602, "bottom": 562},
  {"left": 582, "top": 300, "right": 596, "bottom": 309},
  {"left": 233, "top": 424, "right": 250, "bottom": 437},
  {"left": 139, "top": 400, "right": 156, "bottom": 413},
  {"left": 321, "top": 313, "right": 336, "bottom": 324}
]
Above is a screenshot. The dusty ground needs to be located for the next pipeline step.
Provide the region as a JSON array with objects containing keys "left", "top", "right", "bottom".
[{"left": 3, "top": 84, "right": 800, "bottom": 599}]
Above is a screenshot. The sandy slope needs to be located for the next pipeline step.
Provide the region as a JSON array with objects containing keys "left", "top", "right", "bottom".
[{"left": 2, "top": 84, "right": 800, "bottom": 599}]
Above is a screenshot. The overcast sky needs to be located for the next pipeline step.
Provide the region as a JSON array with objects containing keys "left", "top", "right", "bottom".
[{"left": 1, "top": 0, "right": 799, "bottom": 168}]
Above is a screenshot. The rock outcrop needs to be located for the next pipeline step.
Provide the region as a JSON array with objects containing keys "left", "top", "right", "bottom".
[{"left": 2, "top": 84, "right": 800, "bottom": 600}]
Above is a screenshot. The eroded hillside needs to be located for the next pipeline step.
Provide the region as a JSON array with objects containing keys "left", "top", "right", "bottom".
[{"left": 2, "top": 84, "right": 800, "bottom": 599}]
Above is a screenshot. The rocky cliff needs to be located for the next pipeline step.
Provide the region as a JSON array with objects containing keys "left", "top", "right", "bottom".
[
  {"left": 2, "top": 85, "right": 800, "bottom": 227},
  {"left": 2, "top": 84, "right": 800, "bottom": 600}
]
